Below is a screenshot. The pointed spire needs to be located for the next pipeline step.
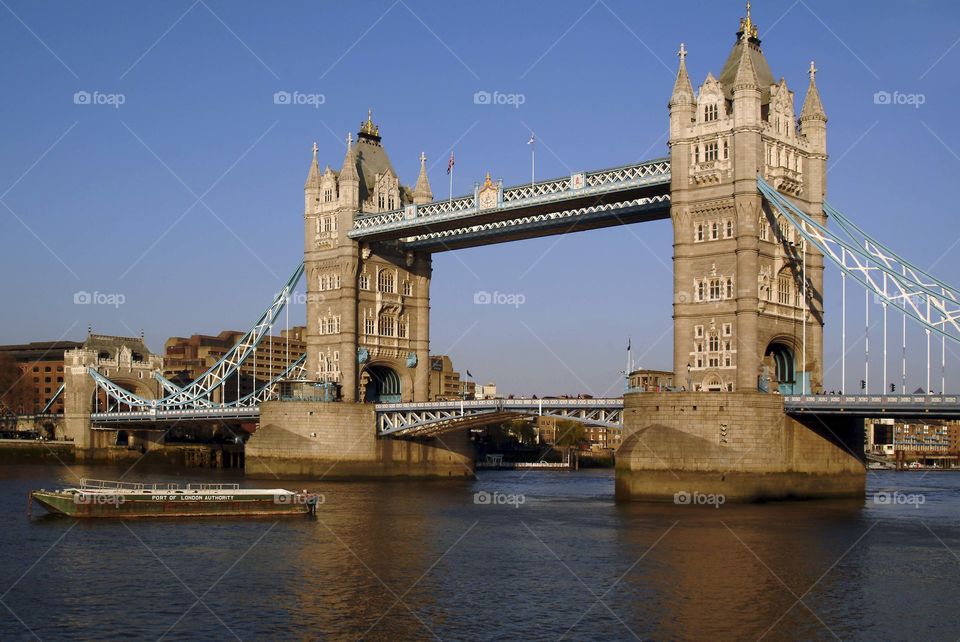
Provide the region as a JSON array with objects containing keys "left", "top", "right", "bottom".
[
  {"left": 738, "top": 0, "right": 759, "bottom": 42},
  {"left": 413, "top": 151, "right": 432, "bottom": 204},
  {"left": 733, "top": 39, "right": 759, "bottom": 91},
  {"left": 304, "top": 141, "right": 321, "bottom": 190},
  {"left": 800, "top": 60, "right": 826, "bottom": 121},
  {"left": 340, "top": 132, "right": 359, "bottom": 182},
  {"left": 669, "top": 42, "right": 695, "bottom": 108}
]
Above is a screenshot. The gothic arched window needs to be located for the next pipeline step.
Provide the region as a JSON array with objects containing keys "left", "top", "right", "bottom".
[{"left": 377, "top": 269, "right": 395, "bottom": 294}]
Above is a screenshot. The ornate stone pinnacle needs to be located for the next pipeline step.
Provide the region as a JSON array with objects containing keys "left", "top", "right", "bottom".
[
  {"left": 678, "top": 42, "right": 687, "bottom": 62},
  {"left": 809, "top": 60, "right": 817, "bottom": 81}
]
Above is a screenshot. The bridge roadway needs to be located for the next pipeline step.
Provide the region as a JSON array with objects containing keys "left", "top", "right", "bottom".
[
  {"left": 347, "top": 159, "right": 672, "bottom": 252},
  {"left": 88, "top": 394, "right": 960, "bottom": 435}
]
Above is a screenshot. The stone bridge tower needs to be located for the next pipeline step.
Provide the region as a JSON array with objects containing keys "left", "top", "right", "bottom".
[
  {"left": 63, "top": 332, "right": 162, "bottom": 453},
  {"left": 668, "top": 6, "right": 827, "bottom": 394},
  {"left": 304, "top": 111, "right": 432, "bottom": 402}
]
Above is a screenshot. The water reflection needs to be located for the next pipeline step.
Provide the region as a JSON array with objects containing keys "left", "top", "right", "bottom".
[{"left": 3, "top": 466, "right": 960, "bottom": 640}]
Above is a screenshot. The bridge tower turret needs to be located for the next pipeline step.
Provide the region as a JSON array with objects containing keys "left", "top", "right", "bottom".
[
  {"left": 303, "top": 112, "right": 432, "bottom": 403},
  {"left": 669, "top": 6, "right": 826, "bottom": 394}
]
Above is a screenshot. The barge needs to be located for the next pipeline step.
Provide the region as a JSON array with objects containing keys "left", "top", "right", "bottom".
[{"left": 30, "top": 479, "right": 320, "bottom": 518}]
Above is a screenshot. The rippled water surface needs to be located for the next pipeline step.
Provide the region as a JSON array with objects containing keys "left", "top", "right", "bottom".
[{"left": 1, "top": 464, "right": 959, "bottom": 640}]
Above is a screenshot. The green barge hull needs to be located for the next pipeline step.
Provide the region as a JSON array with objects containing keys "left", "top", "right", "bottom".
[{"left": 29, "top": 480, "right": 319, "bottom": 518}]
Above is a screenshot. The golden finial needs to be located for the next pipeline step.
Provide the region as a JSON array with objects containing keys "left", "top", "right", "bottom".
[
  {"left": 483, "top": 172, "right": 493, "bottom": 188},
  {"left": 360, "top": 108, "right": 379, "bottom": 137},
  {"left": 739, "top": 1, "right": 759, "bottom": 40}
]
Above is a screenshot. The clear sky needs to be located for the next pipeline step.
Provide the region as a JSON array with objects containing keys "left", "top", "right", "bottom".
[{"left": 2, "top": 0, "right": 960, "bottom": 396}]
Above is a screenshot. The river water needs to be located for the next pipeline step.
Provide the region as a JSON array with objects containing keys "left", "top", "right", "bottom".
[{"left": 1, "top": 464, "right": 958, "bottom": 641}]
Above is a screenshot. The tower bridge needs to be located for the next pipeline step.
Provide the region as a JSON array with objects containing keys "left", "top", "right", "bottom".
[{"left": 55, "top": 5, "right": 960, "bottom": 499}]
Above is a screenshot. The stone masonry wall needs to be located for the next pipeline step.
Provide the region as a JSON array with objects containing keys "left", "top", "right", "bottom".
[
  {"left": 246, "top": 400, "right": 474, "bottom": 479},
  {"left": 616, "top": 391, "right": 865, "bottom": 501}
]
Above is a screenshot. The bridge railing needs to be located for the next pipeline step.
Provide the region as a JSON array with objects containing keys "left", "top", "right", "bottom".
[
  {"left": 375, "top": 398, "right": 624, "bottom": 412},
  {"left": 350, "top": 158, "right": 671, "bottom": 235}
]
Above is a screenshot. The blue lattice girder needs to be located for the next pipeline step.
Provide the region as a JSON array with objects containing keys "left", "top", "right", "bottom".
[{"left": 758, "top": 178, "right": 960, "bottom": 344}]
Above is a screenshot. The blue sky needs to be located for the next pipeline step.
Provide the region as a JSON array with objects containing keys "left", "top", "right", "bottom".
[{"left": 2, "top": 0, "right": 960, "bottom": 396}]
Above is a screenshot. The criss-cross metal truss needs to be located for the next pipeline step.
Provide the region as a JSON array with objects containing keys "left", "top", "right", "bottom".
[
  {"left": 153, "top": 373, "right": 186, "bottom": 398},
  {"left": 348, "top": 158, "right": 672, "bottom": 246},
  {"left": 376, "top": 398, "right": 624, "bottom": 437},
  {"left": 759, "top": 178, "right": 960, "bottom": 345},
  {"left": 89, "top": 352, "right": 308, "bottom": 419},
  {"left": 89, "top": 260, "right": 305, "bottom": 412}
]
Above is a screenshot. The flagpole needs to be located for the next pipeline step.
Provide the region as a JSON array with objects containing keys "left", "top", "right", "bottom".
[
  {"left": 449, "top": 164, "right": 453, "bottom": 203},
  {"left": 528, "top": 134, "right": 536, "bottom": 188},
  {"left": 531, "top": 141, "right": 535, "bottom": 188}
]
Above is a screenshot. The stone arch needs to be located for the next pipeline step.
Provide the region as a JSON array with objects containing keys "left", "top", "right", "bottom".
[
  {"left": 361, "top": 363, "right": 402, "bottom": 403},
  {"left": 700, "top": 373, "right": 724, "bottom": 392},
  {"left": 765, "top": 339, "right": 796, "bottom": 394}
]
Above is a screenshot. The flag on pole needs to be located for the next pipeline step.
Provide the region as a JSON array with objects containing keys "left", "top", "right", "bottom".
[
  {"left": 447, "top": 151, "right": 455, "bottom": 175},
  {"left": 527, "top": 133, "right": 535, "bottom": 146},
  {"left": 627, "top": 338, "right": 631, "bottom": 351},
  {"left": 466, "top": 370, "right": 473, "bottom": 378}
]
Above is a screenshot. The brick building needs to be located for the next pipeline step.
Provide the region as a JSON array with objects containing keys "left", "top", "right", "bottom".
[{"left": 0, "top": 340, "right": 83, "bottom": 414}]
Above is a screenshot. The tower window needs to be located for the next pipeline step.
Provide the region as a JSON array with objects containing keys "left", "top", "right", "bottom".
[
  {"left": 711, "top": 222, "right": 719, "bottom": 240},
  {"left": 709, "top": 278, "right": 721, "bottom": 300},
  {"left": 379, "top": 316, "right": 395, "bottom": 337},
  {"left": 364, "top": 317, "right": 375, "bottom": 335},
  {"left": 704, "top": 103, "right": 718, "bottom": 122},
  {"left": 377, "top": 269, "right": 395, "bottom": 293},
  {"left": 705, "top": 142, "right": 718, "bottom": 162},
  {"left": 725, "top": 220, "right": 733, "bottom": 238},
  {"left": 726, "top": 278, "right": 733, "bottom": 299},
  {"left": 696, "top": 224, "right": 704, "bottom": 242},
  {"left": 778, "top": 275, "right": 792, "bottom": 306},
  {"left": 403, "top": 281, "right": 413, "bottom": 297},
  {"left": 723, "top": 140, "right": 729, "bottom": 160}
]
